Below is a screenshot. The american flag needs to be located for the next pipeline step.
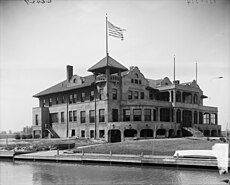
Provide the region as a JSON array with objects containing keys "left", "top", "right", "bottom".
[{"left": 107, "top": 21, "right": 125, "bottom": 40}]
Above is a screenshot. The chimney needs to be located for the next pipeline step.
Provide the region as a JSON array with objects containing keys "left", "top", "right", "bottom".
[{"left": 66, "top": 65, "right": 73, "bottom": 82}]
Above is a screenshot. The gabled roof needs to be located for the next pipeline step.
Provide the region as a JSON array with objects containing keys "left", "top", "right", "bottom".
[
  {"left": 148, "top": 79, "right": 163, "bottom": 88},
  {"left": 33, "top": 75, "right": 95, "bottom": 97},
  {"left": 88, "top": 55, "right": 128, "bottom": 73}
]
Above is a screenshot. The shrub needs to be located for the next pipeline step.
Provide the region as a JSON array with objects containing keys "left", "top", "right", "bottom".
[
  {"left": 21, "top": 135, "right": 27, "bottom": 139},
  {"left": 15, "top": 134, "right": 21, "bottom": 140},
  {"left": 26, "top": 134, "right": 32, "bottom": 139}
]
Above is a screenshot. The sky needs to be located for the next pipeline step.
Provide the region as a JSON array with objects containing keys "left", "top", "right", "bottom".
[{"left": 0, "top": 0, "right": 229, "bottom": 132}]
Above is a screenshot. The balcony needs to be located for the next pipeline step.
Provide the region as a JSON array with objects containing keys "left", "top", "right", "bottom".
[
  {"left": 95, "top": 74, "right": 106, "bottom": 83},
  {"left": 95, "top": 74, "right": 121, "bottom": 84},
  {"left": 110, "top": 75, "right": 121, "bottom": 82}
]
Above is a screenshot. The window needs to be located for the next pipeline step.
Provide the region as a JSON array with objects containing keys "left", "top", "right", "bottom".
[
  {"left": 55, "top": 97, "right": 58, "bottom": 104},
  {"left": 123, "top": 109, "right": 130, "bottom": 121},
  {"left": 42, "top": 99, "right": 46, "bottom": 107},
  {"left": 73, "top": 94, "right": 77, "bottom": 103},
  {"left": 61, "top": 112, "right": 64, "bottom": 123},
  {"left": 160, "top": 108, "right": 170, "bottom": 122},
  {"left": 112, "top": 89, "right": 117, "bottom": 100},
  {"left": 50, "top": 113, "right": 58, "bottom": 123},
  {"left": 141, "top": 92, "right": 144, "bottom": 99},
  {"left": 69, "top": 95, "right": 73, "bottom": 104},
  {"left": 134, "top": 91, "right": 139, "bottom": 99},
  {"left": 128, "top": 90, "right": 132, "bottom": 100},
  {"left": 133, "top": 109, "right": 142, "bottom": 121},
  {"left": 81, "top": 92, "right": 85, "bottom": 102},
  {"left": 62, "top": 96, "right": 65, "bottom": 103},
  {"left": 153, "top": 109, "right": 157, "bottom": 121},
  {"left": 139, "top": 80, "right": 142, "bottom": 84},
  {"left": 99, "top": 109, "right": 105, "bottom": 122},
  {"left": 81, "top": 130, "right": 85, "bottom": 138},
  {"left": 73, "top": 110, "right": 77, "bottom": 121},
  {"left": 135, "top": 73, "right": 138, "bottom": 78},
  {"left": 135, "top": 79, "right": 138, "bottom": 84},
  {"left": 35, "top": 114, "right": 38, "bottom": 125},
  {"left": 71, "top": 129, "right": 75, "bottom": 137},
  {"left": 144, "top": 109, "right": 151, "bottom": 121},
  {"left": 203, "top": 113, "right": 210, "bottom": 124},
  {"left": 90, "top": 91, "right": 94, "bottom": 101},
  {"left": 69, "top": 111, "right": 72, "bottom": 122},
  {"left": 131, "top": 79, "right": 134, "bottom": 83},
  {"left": 89, "top": 110, "right": 95, "bottom": 123},
  {"left": 90, "top": 130, "right": 94, "bottom": 138},
  {"left": 49, "top": 98, "right": 52, "bottom": 106},
  {"left": 99, "top": 130, "right": 105, "bottom": 138},
  {"left": 211, "top": 113, "right": 216, "bottom": 125},
  {"left": 99, "top": 88, "right": 103, "bottom": 100},
  {"left": 80, "top": 111, "right": 86, "bottom": 123},
  {"left": 193, "top": 94, "right": 197, "bottom": 104}
]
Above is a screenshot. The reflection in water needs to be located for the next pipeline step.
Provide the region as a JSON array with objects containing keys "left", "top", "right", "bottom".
[{"left": 0, "top": 160, "right": 228, "bottom": 185}]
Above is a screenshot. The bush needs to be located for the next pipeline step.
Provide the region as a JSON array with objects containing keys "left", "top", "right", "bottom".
[
  {"left": 21, "top": 135, "right": 27, "bottom": 139},
  {"left": 26, "top": 134, "right": 32, "bottom": 139},
  {"left": 15, "top": 134, "right": 21, "bottom": 140}
]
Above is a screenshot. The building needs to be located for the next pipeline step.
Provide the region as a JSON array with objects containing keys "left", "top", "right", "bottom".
[{"left": 32, "top": 55, "right": 221, "bottom": 141}]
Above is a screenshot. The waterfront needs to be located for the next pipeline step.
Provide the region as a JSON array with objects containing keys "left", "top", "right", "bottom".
[{"left": 0, "top": 160, "right": 228, "bottom": 185}]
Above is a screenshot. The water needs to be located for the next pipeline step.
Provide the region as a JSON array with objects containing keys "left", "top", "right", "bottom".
[{"left": 0, "top": 160, "right": 229, "bottom": 185}]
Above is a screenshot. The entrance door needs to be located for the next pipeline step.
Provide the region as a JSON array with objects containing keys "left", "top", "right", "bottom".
[{"left": 108, "top": 129, "right": 121, "bottom": 143}]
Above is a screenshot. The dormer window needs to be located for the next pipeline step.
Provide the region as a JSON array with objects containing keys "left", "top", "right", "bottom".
[{"left": 73, "top": 78, "right": 76, "bottom": 83}]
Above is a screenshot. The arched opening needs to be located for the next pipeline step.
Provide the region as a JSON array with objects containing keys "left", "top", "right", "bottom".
[
  {"left": 124, "top": 129, "right": 137, "bottom": 137},
  {"left": 156, "top": 129, "right": 166, "bottom": 138},
  {"left": 203, "top": 130, "right": 210, "bottom": 137},
  {"left": 211, "top": 130, "right": 218, "bottom": 137},
  {"left": 176, "top": 109, "right": 181, "bottom": 123},
  {"left": 168, "top": 129, "right": 175, "bottom": 138},
  {"left": 108, "top": 129, "right": 121, "bottom": 143},
  {"left": 176, "top": 130, "right": 181, "bottom": 137},
  {"left": 140, "top": 129, "right": 153, "bottom": 138}
]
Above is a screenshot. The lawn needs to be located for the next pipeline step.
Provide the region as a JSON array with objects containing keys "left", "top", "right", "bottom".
[{"left": 75, "top": 138, "right": 230, "bottom": 156}]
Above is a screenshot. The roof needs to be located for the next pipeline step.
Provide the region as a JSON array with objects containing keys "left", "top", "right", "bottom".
[
  {"left": 88, "top": 55, "right": 128, "bottom": 73},
  {"left": 33, "top": 75, "right": 95, "bottom": 97},
  {"left": 148, "top": 79, "right": 163, "bottom": 88}
]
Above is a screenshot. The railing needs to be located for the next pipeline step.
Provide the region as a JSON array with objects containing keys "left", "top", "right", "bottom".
[
  {"left": 95, "top": 74, "right": 121, "bottom": 83},
  {"left": 45, "top": 124, "right": 60, "bottom": 138},
  {"left": 110, "top": 75, "right": 121, "bottom": 82},
  {"left": 95, "top": 74, "right": 106, "bottom": 83}
]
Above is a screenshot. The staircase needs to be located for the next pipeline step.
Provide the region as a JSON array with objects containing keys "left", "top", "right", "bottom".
[
  {"left": 182, "top": 127, "right": 204, "bottom": 137},
  {"left": 45, "top": 124, "right": 60, "bottom": 138}
]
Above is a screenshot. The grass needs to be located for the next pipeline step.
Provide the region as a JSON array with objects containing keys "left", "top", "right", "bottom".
[
  {"left": 0, "top": 138, "right": 102, "bottom": 151},
  {"left": 75, "top": 138, "right": 230, "bottom": 156}
]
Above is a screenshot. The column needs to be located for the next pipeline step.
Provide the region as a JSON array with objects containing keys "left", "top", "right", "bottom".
[{"left": 157, "top": 108, "right": 160, "bottom": 121}]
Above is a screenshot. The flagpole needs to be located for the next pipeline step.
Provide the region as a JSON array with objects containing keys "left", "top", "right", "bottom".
[
  {"left": 173, "top": 55, "right": 175, "bottom": 83},
  {"left": 106, "top": 14, "right": 109, "bottom": 62}
]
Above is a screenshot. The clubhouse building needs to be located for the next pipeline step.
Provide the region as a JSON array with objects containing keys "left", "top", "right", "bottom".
[{"left": 32, "top": 55, "right": 221, "bottom": 142}]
